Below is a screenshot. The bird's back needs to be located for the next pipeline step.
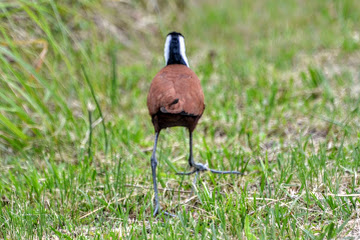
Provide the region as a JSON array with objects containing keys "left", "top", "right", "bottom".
[{"left": 147, "top": 64, "right": 205, "bottom": 131}]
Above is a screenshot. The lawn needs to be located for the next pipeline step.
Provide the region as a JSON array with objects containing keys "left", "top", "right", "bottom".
[{"left": 1, "top": 0, "right": 360, "bottom": 238}]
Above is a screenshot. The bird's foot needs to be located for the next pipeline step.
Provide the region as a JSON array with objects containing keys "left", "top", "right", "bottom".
[
  {"left": 176, "top": 163, "right": 208, "bottom": 175},
  {"left": 176, "top": 162, "right": 243, "bottom": 175},
  {"left": 153, "top": 204, "right": 176, "bottom": 217}
]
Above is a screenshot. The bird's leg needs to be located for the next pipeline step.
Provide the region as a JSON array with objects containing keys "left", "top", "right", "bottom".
[
  {"left": 151, "top": 131, "right": 160, "bottom": 216},
  {"left": 151, "top": 131, "right": 176, "bottom": 217},
  {"left": 188, "top": 131, "right": 208, "bottom": 171},
  {"left": 176, "top": 130, "right": 243, "bottom": 176}
]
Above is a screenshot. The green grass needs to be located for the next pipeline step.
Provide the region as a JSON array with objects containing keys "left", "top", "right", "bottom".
[{"left": 1, "top": 0, "right": 360, "bottom": 238}]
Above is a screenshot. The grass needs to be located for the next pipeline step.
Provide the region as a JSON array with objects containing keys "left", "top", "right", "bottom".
[{"left": 1, "top": 0, "right": 360, "bottom": 238}]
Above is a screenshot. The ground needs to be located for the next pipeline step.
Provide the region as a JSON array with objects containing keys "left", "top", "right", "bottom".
[{"left": 0, "top": 0, "right": 360, "bottom": 239}]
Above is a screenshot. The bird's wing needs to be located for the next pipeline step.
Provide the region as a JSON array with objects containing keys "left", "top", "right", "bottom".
[{"left": 147, "top": 65, "right": 205, "bottom": 117}]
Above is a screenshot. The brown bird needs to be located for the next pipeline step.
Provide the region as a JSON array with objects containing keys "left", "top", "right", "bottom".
[{"left": 147, "top": 32, "right": 242, "bottom": 216}]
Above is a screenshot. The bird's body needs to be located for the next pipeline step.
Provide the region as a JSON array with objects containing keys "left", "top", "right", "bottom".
[
  {"left": 147, "top": 64, "right": 205, "bottom": 132},
  {"left": 147, "top": 32, "right": 241, "bottom": 217}
]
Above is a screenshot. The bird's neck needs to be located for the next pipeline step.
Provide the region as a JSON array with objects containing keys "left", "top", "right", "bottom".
[{"left": 164, "top": 35, "right": 189, "bottom": 67}]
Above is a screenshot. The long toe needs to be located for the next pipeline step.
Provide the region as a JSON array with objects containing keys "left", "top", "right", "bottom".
[
  {"left": 154, "top": 209, "right": 176, "bottom": 218},
  {"left": 176, "top": 163, "right": 242, "bottom": 176},
  {"left": 176, "top": 169, "right": 197, "bottom": 175},
  {"left": 210, "top": 169, "right": 243, "bottom": 175},
  {"left": 176, "top": 163, "right": 209, "bottom": 175},
  {"left": 193, "top": 162, "right": 209, "bottom": 171},
  {"left": 162, "top": 211, "right": 177, "bottom": 218}
]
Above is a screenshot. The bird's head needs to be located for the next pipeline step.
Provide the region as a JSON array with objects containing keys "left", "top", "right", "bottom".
[{"left": 164, "top": 31, "right": 189, "bottom": 67}]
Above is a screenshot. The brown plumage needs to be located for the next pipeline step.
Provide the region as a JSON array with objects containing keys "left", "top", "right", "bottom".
[
  {"left": 147, "top": 32, "right": 241, "bottom": 217},
  {"left": 147, "top": 64, "right": 205, "bottom": 132}
]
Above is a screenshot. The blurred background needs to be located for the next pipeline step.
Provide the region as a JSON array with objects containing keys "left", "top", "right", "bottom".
[{"left": 1, "top": 0, "right": 360, "bottom": 238}]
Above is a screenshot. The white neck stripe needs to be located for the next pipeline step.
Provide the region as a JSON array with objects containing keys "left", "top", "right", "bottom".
[
  {"left": 179, "top": 36, "right": 189, "bottom": 67},
  {"left": 164, "top": 34, "right": 189, "bottom": 67},
  {"left": 164, "top": 35, "right": 172, "bottom": 66}
]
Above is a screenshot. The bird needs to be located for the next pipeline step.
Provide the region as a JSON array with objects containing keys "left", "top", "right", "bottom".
[{"left": 147, "top": 31, "right": 242, "bottom": 217}]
